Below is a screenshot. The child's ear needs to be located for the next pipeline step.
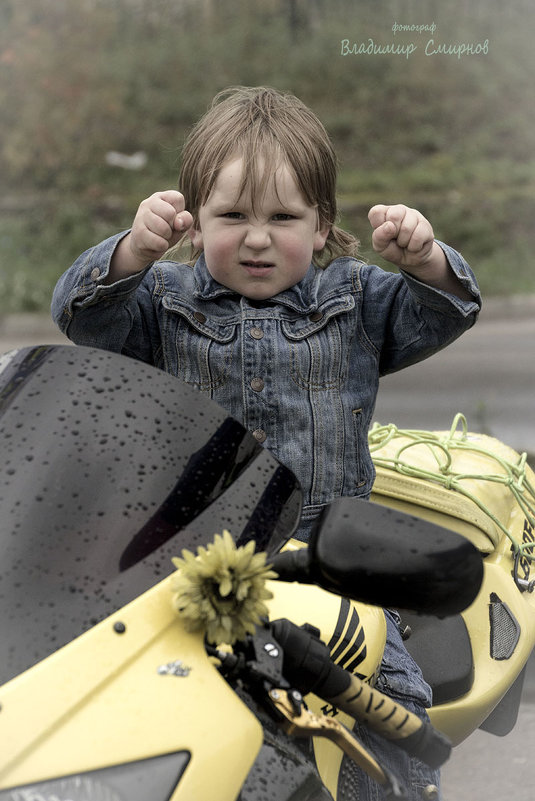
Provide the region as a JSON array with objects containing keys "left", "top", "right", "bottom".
[
  {"left": 187, "top": 225, "right": 203, "bottom": 250},
  {"left": 313, "top": 223, "right": 331, "bottom": 252}
]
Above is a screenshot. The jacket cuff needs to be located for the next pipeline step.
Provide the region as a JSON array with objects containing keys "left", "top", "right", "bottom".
[
  {"left": 400, "top": 241, "right": 481, "bottom": 318},
  {"left": 71, "top": 230, "right": 151, "bottom": 308}
]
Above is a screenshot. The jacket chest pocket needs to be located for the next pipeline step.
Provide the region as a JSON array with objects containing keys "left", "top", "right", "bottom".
[
  {"left": 282, "top": 297, "right": 354, "bottom": 391},
  {"left": 162, "top": 297, "right": 236, "bottom": 391}
]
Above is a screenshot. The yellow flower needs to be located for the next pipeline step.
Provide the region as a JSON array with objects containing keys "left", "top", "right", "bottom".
[{"left": 170, "top": 530, "right": 277, "bottom": 644}]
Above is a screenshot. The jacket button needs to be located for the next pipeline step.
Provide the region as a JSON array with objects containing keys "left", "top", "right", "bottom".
[
  {"left": 90, "top": 268, "right": 100, "bottom": 281},
  {"left": 251, "top": 377, "right": 264, "bottom": 392},
  {"left": 193, "top": 311, "right": 207, "bottom": 323},
  {"left": 250, "top": 327, "right": 264, "bottom": 340},
  {"left": 309, "top": 311, "right": 323, "bottom": 322},
  {"left": 252, "top": 428, "right": 267, "bottom": 443}
]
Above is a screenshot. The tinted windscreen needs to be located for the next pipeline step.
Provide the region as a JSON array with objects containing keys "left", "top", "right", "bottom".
[{"left": 0, "top": 346, "right": 301, "bottom": 684}]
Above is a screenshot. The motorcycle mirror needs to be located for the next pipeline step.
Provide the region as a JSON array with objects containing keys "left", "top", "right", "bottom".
[{"left": 271, "top": 497, "right": 484, "bottom": 616}]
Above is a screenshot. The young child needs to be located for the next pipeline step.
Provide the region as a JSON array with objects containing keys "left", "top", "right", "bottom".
[{"left": 52, "top": 86, "right": 480, "bottom": 799}]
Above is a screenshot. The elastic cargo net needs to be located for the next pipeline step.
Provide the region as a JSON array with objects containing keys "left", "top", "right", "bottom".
[{"left": 369, "top": 414, "right": 535, "bottom": 559}]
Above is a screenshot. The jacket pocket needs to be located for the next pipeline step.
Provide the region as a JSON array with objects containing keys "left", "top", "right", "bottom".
[
  {"left": 161, "top": 296, "right": 236, "bottom": 391},
  {"left": 281, "top": 296, "right": 354, "bottom": 391}
]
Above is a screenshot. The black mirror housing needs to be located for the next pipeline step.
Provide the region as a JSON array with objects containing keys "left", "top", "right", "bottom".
[
  {"left": 309, "top": 498, "right": 483, "bottom": 616},
  {"left": 272, "top": 497, "right": 484, "bottom": 617}
]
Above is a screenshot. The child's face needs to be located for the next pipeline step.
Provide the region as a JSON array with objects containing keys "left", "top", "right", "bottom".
[{"left": 188, "top": 157, "right": 330, "bottom": 300}]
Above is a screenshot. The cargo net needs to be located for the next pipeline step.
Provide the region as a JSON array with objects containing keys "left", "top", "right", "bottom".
[{"left": 369, "top": 413, "right": 535, "bottom": 561}]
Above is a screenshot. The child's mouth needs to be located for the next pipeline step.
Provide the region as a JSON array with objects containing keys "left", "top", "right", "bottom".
[{"left": 241, "top": 261, "right": 275, "bottom": 274}]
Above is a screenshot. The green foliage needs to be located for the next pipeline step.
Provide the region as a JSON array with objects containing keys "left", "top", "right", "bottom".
[{"left": 1, "top": 0, "right": 534, "bottom": 311}]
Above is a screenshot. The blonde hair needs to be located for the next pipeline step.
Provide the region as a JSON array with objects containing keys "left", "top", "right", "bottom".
[{"left": 178, "top": 86, "right": 359, "bottom": 266}]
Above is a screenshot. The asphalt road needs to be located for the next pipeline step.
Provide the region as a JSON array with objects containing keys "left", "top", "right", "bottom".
[
  {"left": 1, "top": 304, "right": 534, "bottom": 800},
  {"left": 441, "top": 703, "right": 535, "bottom": 801},
  {"left": 374, "top": 296, "right": 535, "bottom": 457},
  {"left": 375, "top": 299, "right": 535, "bottom": 799}
]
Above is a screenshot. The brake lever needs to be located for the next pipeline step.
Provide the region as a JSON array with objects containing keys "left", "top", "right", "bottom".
[{"left": 267, "top": 688, "right": 407, "bottom": 799}]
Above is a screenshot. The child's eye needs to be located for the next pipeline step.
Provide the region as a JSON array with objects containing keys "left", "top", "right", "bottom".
[
  {"left": 272, "top": 213, "right": 295, "bottom": 222},
  {"left": 221, "top": 212, "right": 245, "bottom": 220}
]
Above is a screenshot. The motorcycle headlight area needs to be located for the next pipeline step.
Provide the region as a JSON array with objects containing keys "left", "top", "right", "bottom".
[{"left": 0, "top": 751, "right": 190, "bottom": 801}]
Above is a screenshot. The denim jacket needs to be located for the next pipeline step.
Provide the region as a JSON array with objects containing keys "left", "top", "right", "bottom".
[{"left": 52, "top": 232, "right": 480, "bottom": 540}]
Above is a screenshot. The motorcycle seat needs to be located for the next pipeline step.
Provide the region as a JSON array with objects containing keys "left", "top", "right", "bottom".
[{"left": 400, "top": 611, "right": 473, "bottom": 705}]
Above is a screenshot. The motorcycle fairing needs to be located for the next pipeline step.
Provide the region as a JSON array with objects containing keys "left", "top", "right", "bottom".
[
  {"left": 264, "top": 575, "right": 386, "bottom": 800},
  {"left": 478, "top": 664, "right": 527, "bottom": 736},
  {"left": 370, "top": 420, "right": 535, "bottom": 744},
  {"left": 0, "top": 345, "right": 302, "bottom": 685},
  {"left": 0, "top": 752, "right": 191, "bottom": 801},
  {"left": 0, "top": 570, "right": 263, "bottom": 800}
]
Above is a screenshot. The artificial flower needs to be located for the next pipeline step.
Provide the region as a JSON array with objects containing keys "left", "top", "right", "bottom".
[{"left": 171, "top": 530, "right": 277, "bottom": 644}]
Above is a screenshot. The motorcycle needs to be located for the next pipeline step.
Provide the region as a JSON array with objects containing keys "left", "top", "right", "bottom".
[
  {"left": 368, "top": 412, "right": 535, "bottom": 745},
  {"left": 0, "top": 344, "right": 533, "bottom": 800}
]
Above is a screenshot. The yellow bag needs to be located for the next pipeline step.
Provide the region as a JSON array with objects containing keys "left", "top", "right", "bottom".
[{"left": 369, "top": 414, "right": 535, "bottom": 557}]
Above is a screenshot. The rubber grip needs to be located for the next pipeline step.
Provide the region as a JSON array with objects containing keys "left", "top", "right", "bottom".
[{"left": 330, "top": 675, "right": 451, "bottom": 769}]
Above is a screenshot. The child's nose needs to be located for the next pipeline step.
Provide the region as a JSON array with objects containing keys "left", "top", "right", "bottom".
[{"left": 244, "top": 223, "right": 270, "bottom": 249}]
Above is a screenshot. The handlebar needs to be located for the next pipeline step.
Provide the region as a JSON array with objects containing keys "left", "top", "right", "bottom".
[{"left": 271, "top": 618, "right": 451, "bottom": 769}]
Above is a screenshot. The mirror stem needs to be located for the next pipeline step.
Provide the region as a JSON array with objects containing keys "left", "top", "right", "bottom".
[{"left": 270, "top": 548, "right": 311, "bottom": 583}]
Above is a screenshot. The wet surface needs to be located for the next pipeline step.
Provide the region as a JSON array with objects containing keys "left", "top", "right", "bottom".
[{"left": 1, "top": 308, "right": 534, "bottom": 799}]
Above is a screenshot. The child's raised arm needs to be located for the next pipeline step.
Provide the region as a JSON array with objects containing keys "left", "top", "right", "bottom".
[
  {"left": 104, "top": 191, "right": 193, "bottom": 284},
  {"left": 368, "top": 204, "right": 473, "bottom": 300}
]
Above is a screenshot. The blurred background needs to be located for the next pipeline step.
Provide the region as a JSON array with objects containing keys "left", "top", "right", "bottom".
[
  {"left": 1, "top": 0, "right": 534, "bottom": 314},
  {"left": 0, "top": 3, "right": 534, "bottom": 798}
]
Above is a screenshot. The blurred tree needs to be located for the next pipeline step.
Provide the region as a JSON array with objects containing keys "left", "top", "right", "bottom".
[{"left": 1, "top": 0, "right": 534, "bottom": 310}]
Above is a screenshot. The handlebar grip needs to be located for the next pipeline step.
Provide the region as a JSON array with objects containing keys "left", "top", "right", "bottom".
[
  {"left": 329, "top": 674, "right": 451, "bottom": 769},
  {"left": 271, "top": 618, "right": 451, "bottom": 769}
]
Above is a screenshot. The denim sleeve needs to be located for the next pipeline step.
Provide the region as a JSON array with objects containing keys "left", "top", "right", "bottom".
[
  {"left": 361, "top": 241, "right": 481, "bottom": 377},
  {"left": 399, "top": 241, "right": 481, "bottom": 317},
  {"left": 51, "top": 231, "right": 159, "bottom": 364}
]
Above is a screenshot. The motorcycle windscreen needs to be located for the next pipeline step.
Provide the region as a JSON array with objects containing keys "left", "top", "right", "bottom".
[{"left": 0, "top": 345, "right": 302, "bottom": 685}]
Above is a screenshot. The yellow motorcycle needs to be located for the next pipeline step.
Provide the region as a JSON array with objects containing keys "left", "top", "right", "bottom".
[{"left": 0, "top": 345, "right": 533, "bottom": 800}]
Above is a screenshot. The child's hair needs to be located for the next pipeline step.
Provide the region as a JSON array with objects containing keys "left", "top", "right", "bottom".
[{"left": 178, "top": 86, "right": 359, "bottom": 267}]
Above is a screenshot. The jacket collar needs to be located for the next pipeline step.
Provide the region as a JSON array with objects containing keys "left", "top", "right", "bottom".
[{"left": 192, "top": 254, "right": 326, "bottom": 314}]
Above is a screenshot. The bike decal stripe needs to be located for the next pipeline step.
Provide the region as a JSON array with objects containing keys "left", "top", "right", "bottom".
[
  {"left": 340, "top": 623, "right": 366, "bottom": 670},
  {"left": 330, "top": 606, "right": 360, "bottom": 662},
  {"left": 327, "top": 600, "right": 370, "bottom": 674},
  {"left": 345, "top": 642, "right": 368, "bottom": 673},
  {"left": 327, "top": 597, "right": 351, "bottom": 651}
]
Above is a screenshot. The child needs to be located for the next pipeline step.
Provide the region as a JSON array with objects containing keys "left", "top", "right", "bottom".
[{"left": 52, "top": 86, "right": 480, "bottom": 799}]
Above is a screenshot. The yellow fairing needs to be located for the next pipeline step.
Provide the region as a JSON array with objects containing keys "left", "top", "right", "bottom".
[
  {"left": 273, "top": 539, "right": 386, "bottom": 684},
  {"left": 267, "top": 559, "right": 387, "bottom": 800},
  {"left": 430, "top": 537, "right": 535, "bottom": 744},
  {"left": 0, "top": 574, "right": 262, "bottom": 800},
  {"left": 0, "top": 546, "right": 386, "bottom": 801},
  {"left": 370, "top": 418, "right": 535, "bottom": 745},
  {"left": 370, "top": 421, "right": 532, "bottom": 555}
]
